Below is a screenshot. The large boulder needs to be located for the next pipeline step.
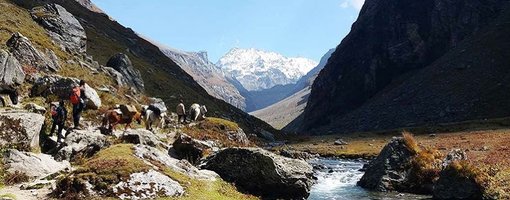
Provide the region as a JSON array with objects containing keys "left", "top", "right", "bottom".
[
  {"left": 31, "top": 75, "right": 101, "bottom": 109},
  {"left": 0, "top": 49, "right": 25, "bottom": 86},
  {"left": 203, "top": 148, "right": 314, "bottom": 199},
  {"left": 117, "top": 129, "right": 164, "bottom": 148},
  {"left": 173, "top": 133, "right": 215, "bottom": 164},
  {"left": 55, "top": 128, "right": 109, "bottom": 161},
  {"left": 133, "top": 144, "right": 218, "bottom": 181},
  {"left": 113, "top": 170, "right": 184, "bottom": 199},
  {"left": 106, "top": 53, "right": 144, "bottom": 92},
  {"left": 0, "top": 111, "right": 45, "bottom": 151},
  {"left": 433, "top": 162, "right": 483, "bottom": 200},
  {"left": 357, "top": 137, "right": 415, "bottom": 192},
  {"left": 30, "top": 4, "right": 87, "bottom": 54},
  {"left": 3, "top": 149, "right": 70, "bottom": 180},
  {"left": 6, "top": 32, "right": 58, "bottom": 72}
]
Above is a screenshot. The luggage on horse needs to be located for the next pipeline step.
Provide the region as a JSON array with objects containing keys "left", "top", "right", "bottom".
[
  {"left": 148, "top": 104, "right": 162, "bottom": 117},
  {"left": 120, "top": 104, "right": 137, "bottom": 119}
]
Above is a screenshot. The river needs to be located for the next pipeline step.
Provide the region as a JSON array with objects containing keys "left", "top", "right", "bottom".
[{"left": 308, "top": 158, "right": 431, "bottom": 200}]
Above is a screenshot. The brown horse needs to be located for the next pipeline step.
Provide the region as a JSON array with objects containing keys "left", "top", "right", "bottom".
[{"left": 101, "top": 109, "right": 142, "bottom": 133}]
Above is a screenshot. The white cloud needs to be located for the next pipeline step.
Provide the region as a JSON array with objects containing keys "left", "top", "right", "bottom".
[{"left": 340, "top": 0, "right": 365, "bottom": 10}]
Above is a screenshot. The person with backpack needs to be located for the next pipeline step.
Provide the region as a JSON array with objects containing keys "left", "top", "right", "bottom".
[
  {"left": 70, "top": 80, "right": 86, "bottom": 129},
  {"left": 50, "top": 100, "right": 67, "bottom": 144}
]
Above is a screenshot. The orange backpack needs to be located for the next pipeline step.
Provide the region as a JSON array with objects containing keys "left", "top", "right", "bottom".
[{"left": 70, "top": 87, "right": 81, "bottom": 105}]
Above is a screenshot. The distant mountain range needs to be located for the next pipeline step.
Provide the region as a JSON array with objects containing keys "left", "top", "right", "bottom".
[{"left": 217, "top": 48, "right": 317, "bottom": 91}]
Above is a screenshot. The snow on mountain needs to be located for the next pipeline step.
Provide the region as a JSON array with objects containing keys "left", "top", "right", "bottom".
[
  {"left": 161, "top": 48, "right": 247, "bottom": 110},
  {"left": 217, "top": 48, "right": 318, "bottom": 91}
]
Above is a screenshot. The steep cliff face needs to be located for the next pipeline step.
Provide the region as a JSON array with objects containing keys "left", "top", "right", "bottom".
[
  {"left": 161, "top": 48, "right": 247, "bottom": 110},
  {"left": 301, "top": 0, "right": 508, "bottom": 132}
]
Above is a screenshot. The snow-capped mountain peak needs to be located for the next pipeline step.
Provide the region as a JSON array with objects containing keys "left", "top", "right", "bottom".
[{"left": 217, "top": 48, "right": 317, "bottom": 91}]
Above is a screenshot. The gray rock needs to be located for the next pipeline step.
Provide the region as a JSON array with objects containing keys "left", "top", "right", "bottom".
[
  {"left": 133, "top": 144, "right": 218, "bottom": 181},
  {"left": 334, "top": 139, "right": 348, "bottom": 145},
  {"left": 257, "top": 129, "right": 275, "bottom": 142},
  {"left": 0, "top": 49, "right": 25, "bottom": 86},
  {"left": 3, "top": 149, "right": 70, "bottom": 180},
  {"left": 148, "top": 97, "right": 168, "bottom": 113},
  {"left": 55, "top": 128, "right": 109, "bottom": 161},
  {"left": 442, "top": 149, "right": 467, "bottom": 168},
  {"left": 30, "top": 4, "right": 87, "bottom": 54},
  {"left": 24, "top": 103, "right": 46, "bottom": 114},
  {"left": 7, "top": 32, "right": 58, "bottom": 72},
  {"left": 31, "top": 75, "right": 101, "bottom": 109},
  {"left": 0, "top": 111, "right": 45, "bottom": 151},
  {"left": 113, "top": 170, "right": 184, "bottom": 199},
  {"left": 357, "top": 137, "right": 415, "bottom": 192},
  {"left": 173, "top": 133, "right": 214, "bottom": 164},
  {"left": 227, "top": 128, "right": 250, "bottom": 146},
  {"left": 203, "top": 147, "right": 314, "bottom": 199},
  {"left": 106, "top": 53, "right": 144, "bottom": 92},
  {"left": 280, "top": 149, "right": 317, "bottom": 160},
  {"left": 117, "top": 129, "right": 164, "bottom": 148},
  {"left": 102, "top": 66, "right": 128, "bottom": 87}
]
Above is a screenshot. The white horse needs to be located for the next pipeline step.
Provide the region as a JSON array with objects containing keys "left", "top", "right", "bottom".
[
  {"left": 141, "top": 105, "right": 166, "bottom": 131},
  {"left": 189, "top": 103, "right": 207, "bottom": 121}
]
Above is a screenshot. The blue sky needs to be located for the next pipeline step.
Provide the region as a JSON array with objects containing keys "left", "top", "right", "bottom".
[{"left": 92, "top": 0, "right": 364, "bottom": 62}]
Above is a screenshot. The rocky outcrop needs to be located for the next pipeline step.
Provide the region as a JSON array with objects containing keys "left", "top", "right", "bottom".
[
  {"left": 55, "top": 128, "right": 109, "bottom": 161},
  {"left": 113, "top": 170, "right": 184, "bottom": 199},
  {"left": 357, "top": 137, "right": 415, "bottom": 192},
  {"left": 0, "top": 49, "right": 25, "bottom": 86},
  {"left": 73, "top": 0, "right": 104, "bottom": 13},
  {"left": 30, "top": 4, "right": 87, "bottom": 54},
  {"left": 106, "top": 53, "right": 144, "bottom": 92},
  {"left": 301, "top": 0, "right": 508, "bottom": 132},
  {"left": 203, "top": 148, "right": 314, "bottom": 199},
  {"left": 442, "top": 149, "right": 467, "bottom": 168},
  {"left": 3, "top": 149, "right": 70, "bottom": 180},
  {"left": 24, "top": 103, "right": 46, "bottom": 114},
  {"left": 433, "top": 162, "right": 483, "bottom": 200},
  {"left": 133, "top": 144, "right": 218, "bottom": 180},
  {"left": 7, "top": 32, "right": 58, "bottom": 72},
  {"left": 31, "top": 75, "right": 101, "bottom": 109},
  {"left": 173, "top": 133, "right": 215, "bottom": 163},
  {"left": 0, "top": 111, "right": 45, "bottom": 151}
]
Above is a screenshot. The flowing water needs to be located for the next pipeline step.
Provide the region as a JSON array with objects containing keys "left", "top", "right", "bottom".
[{"left": 308, "top": 158, "right": 431, "bottom": 200}]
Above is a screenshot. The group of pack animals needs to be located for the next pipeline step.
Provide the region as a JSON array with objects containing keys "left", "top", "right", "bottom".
[
  {"left": 0, "top": 86, "right": 208, "bottom": 133},
  {"left": 101, "top": 103, "right": 208, "bottom": 133}
]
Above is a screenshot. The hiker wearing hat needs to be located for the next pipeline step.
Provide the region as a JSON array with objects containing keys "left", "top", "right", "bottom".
[
  {"left": 176, "top": 99, "right": 186, "bottom": 124},
  {"left": 70, "top": 80, "right": 86, "bottom": 129}
]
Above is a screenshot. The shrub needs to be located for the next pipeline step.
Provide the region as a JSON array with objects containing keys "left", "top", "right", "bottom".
[
  {"left": 402, "top": 131, "right": 420, "bottom": 155},
  {"left": 3, "top": 170, "right": 30, "bottom": 185}
]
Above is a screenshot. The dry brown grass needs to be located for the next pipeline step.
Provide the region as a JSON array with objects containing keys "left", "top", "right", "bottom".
[
  {"left": 3, "top": 170, "right": 29, "bottom": 185},
  {"left": 402, "top": 131, "right": 420, "bottom": 154}
]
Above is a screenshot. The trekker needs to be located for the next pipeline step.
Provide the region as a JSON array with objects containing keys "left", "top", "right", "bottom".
[
  {"left": 70, "top": 80, "right": 85, "bottom": 129},
  {"left": 50, "top": 100, "right": 67, "bottom": 144},
  {"left": 176, "top": 99, "right": 186, "bottom": 124}
]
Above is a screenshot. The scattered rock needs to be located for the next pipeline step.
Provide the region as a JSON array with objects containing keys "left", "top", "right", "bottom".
[
  {"left": 3, "top": 149, "right": 70, "bottom": 180},
  {"left": 358, "top": 137, "right": 415, "bottom": 192},
  {"left": 106, "top": 53, "right": 144, "bottom": 92},
  {"left": 113, "top": 170, "right": 184, "bottom": 199},
  {"left": 429, "top": 134, "right": 437, "bottom": 138},
  {"left": 24, "top": 103, "right": 46, "bottom": 114},
  {"left": 280, "top": 149, "right": 317, "bottom": 160},
  {"left": 55, "top": 128, "right": 109, "bottom": 161},
  {"left": 0, "top": 111, "right": 45, "bottom": 151},
  {"left": 133, "top": 144, "right": 218, "bottom": 180},
  {"left": 82, "top": 83, "right": 101, "bottom": 109},
  {"left": 0, "top": 49, "right": 25, "bottom": 86},
  {"left": 203, "top": 148, "right": 314, "bottom": 199},
  {"left": 30, "top": 4, "right": 87, "bottom": 53},
  {"left": 173, "top": 133, "right": 215, "bottom": 163},
  {"left": 6, "top": 32, "right": 57, "bottom": 72},
  {"left": 334, "top": 139, "right": 348, "bottom": 145},
  {"left": 442, "top": 149, "right": 467, "bottom": 168},
  {"left": 117, "top": 129, "right": 164, "bottom": 148}
]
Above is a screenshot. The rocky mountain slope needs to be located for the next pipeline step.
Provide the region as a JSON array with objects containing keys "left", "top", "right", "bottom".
[
  {"left": 252, "top": 49, "right": 334, "bottom": 129},
  {"left": 217, "top": 48, "right": 317, "bottom": 91},
  {"left": 298, "top": 0, "right": 510, "bottom": 133},
  {"left": 161, "top": 48, "right": 247, "bottom": 110},
  {"left": 12, "top": 0, "right": 275, "bottom": 135}
]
